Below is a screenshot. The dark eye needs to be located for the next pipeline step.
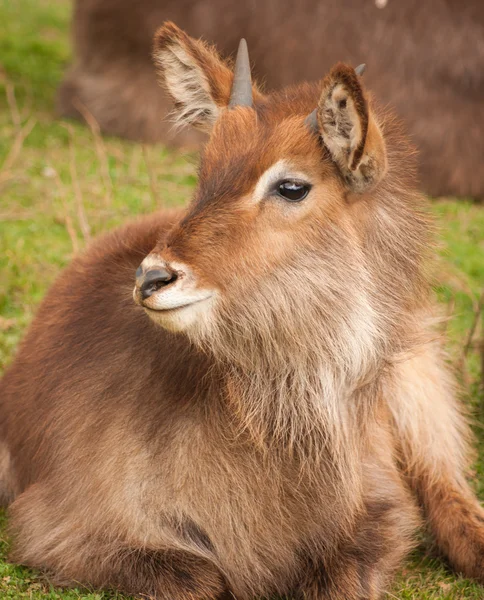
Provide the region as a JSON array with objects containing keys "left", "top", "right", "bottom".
[{"left": 277, "top": 180, "right": 311, "bottom": 202}]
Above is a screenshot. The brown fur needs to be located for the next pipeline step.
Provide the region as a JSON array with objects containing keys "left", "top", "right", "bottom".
[
  {"left": 58, "top": 0, "right": 484, "bottom": 199},
  {"left": 2, "top": 23, "right": 484, "bottom": 600}
]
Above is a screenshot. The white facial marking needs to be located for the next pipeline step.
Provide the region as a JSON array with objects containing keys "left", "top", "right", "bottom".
[
  {"left": 140, "top": 254, "right": 167, "bottom": 272},
  {"left": 145, "top": 295, "right": 216, "bottom": 333},
  {"left": 252, "top": 160, "right": 312, "bottom": 204},
  {"left": 134, "top": 256, "right": 216, "bottom": 332}
]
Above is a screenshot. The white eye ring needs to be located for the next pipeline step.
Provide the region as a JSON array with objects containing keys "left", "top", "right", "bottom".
[{"left": 252, "top": 160, "right": 313, "bottom": 205}]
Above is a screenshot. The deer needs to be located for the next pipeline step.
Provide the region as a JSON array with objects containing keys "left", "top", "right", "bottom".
[{"left": 1, "top": 21, "right": 484, "bottom": 600}]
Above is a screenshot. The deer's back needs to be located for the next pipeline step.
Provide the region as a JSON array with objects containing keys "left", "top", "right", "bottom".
[{"left": 0, "top": 209, "right": 203, "bottom": 493}]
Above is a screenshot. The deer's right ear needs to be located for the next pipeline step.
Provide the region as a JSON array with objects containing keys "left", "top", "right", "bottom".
[{"left": 153, "top": 22, "right": 235, "bottom": 132}]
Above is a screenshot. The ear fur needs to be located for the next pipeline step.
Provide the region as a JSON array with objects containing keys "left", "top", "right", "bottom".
[
  {"left": 317, "top": 63, "right": 387, "bottom": 192},
  {"left": 153, "top": 22, "right": 235, "bottom": 132}
]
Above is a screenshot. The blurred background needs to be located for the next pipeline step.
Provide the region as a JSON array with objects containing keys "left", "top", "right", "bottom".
[{"left": 0, "top": 0, "right": 483, "bottom": 598}]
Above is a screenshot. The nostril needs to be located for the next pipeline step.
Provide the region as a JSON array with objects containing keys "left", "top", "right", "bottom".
[{"left": 140, "top": 268, "right": 178, "bottom": 299}]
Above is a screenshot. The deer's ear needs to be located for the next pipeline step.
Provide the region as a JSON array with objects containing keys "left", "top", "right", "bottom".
[
  {"left": 317, "top": 63, "right": 387, "bottom": 192},
  {"left": 153, "top": 22, "right": 236, "bottom": 132}
]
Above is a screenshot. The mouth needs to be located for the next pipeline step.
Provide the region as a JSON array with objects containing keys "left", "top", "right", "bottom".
[{"left": 141, "top": 294, "right": 214, "bottom": 313}]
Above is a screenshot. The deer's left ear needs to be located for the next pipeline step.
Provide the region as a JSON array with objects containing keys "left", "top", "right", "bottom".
[{"left": 316, "top": 63, "right": 387, "bottom": 193}]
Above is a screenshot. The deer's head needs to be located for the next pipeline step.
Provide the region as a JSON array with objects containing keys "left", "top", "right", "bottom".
[{"left": 134, "top": 23, "right": 425, "bottom": 375}]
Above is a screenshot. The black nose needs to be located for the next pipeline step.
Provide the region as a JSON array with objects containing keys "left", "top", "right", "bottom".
[{"left": 139, "top": 268, "right": 178, "bottom": 299}]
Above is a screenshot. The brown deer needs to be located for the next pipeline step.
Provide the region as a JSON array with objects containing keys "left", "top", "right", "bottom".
[
  {"left": 58, "top": 0, "right": 484, "bottom": 199},
  {"left": 2, "top": 22, "right": 484, "bottom": 600}
]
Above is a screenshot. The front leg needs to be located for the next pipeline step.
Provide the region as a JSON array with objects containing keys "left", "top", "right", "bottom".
[
  {"left": 387, "top": 340, "right": 484, "bottom": 582},
  {"left": 8, "top": 483, "right": 230, "bottom": 600},
  {"left": 96, "top": 547, "right": 230, "bottom": 600},
  {"left": 296, "top": 469, "right": 419, "bottom": 599}
]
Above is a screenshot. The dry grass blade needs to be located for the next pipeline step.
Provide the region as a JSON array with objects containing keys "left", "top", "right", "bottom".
[
  {"left": 0, "top": 82, "right": 36, "bottom": 185},
  {"left": 128, "top": 145, "right": 142, "bottom": 180},
  {"left": 458, "top": 290, "right": 484, "bottom": 387},
  {"left": 72, "top": 99, "right": 113, "bottom": 205},
  {"left": 481, "top": 337, "right": 484, "bottom": 395},
  {"left": 481, "top": 333, "right": 484, "bottom": 395},
  {"left": 442, "top": 293, "right": 456, "bottom": 337},
  {"left": 5, "top": 82, "right": 21, "bottom": 130},
  {"left": 142, "top": 144, "right": 160, "bottom": 208},
  {"left": 479, "top": 310, "right": 484, "bottom": 396},
  {"left": 0, "top": 210, "right": 37, "bottom": 221},
  {"left": 53, "top": 168, "right": 80, "bottom": 255},
  {"left": 0, "top": 116, "right": 36, "bottom": 186},
  {"left": 62, "top": 123, "right": 91, "bottom": 242},
  {"left": 463, "top": 291, "right": 484, "bottom": 356},
  {"left": 0, "top": 316, "right": 17, "bottom": 332},
  {"left": 462, "top": 291, "right": 484, "bottom": 358}
]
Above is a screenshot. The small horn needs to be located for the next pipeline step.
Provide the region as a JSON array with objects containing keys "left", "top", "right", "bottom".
[
  {"left": 229, "top": 38, "right": 253, "bottom": 108},
  {"left": 355, "top": 63, "right": 366, "bottom": 76},
  {"left": 305, "top": 109, "right": 319, "bottom": 134}
]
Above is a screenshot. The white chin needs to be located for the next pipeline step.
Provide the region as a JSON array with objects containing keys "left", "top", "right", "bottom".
[{"left": 143, "top": 296, "right": 214, "bottom": 333}]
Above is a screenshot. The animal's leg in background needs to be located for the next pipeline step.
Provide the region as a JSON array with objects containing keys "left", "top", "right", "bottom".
[{"left": 389, "top": 340, "right": 484, "bottom": 582}]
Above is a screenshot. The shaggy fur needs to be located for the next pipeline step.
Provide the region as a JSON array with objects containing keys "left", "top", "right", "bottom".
[
  {"left": 58, "top": 0, "right": 484, "bottom": 199},
  {"left": 2, "top": 22, "right": 484, "bottom": 600}
]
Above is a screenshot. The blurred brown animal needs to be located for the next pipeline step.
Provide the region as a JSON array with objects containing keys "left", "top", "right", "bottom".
[
  {"left": 57, "top": 0, "right": 484, "bottom": 199},
  {"left": 3, "top": 21, "right": 484, "bottom": 600}
]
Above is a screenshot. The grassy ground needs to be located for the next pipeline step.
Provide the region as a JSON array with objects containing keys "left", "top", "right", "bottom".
[{"left": 0, "top": 0, "right": 483, "bottom": 598}]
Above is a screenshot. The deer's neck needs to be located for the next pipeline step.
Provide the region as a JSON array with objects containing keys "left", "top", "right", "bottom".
[{"left": 210, "top": 355, "right": 377, "bottom": 469}]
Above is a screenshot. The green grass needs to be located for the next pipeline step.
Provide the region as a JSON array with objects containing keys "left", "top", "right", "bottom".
[{"left": 0, "top": 1, "right": 483, "bottom": 598}]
